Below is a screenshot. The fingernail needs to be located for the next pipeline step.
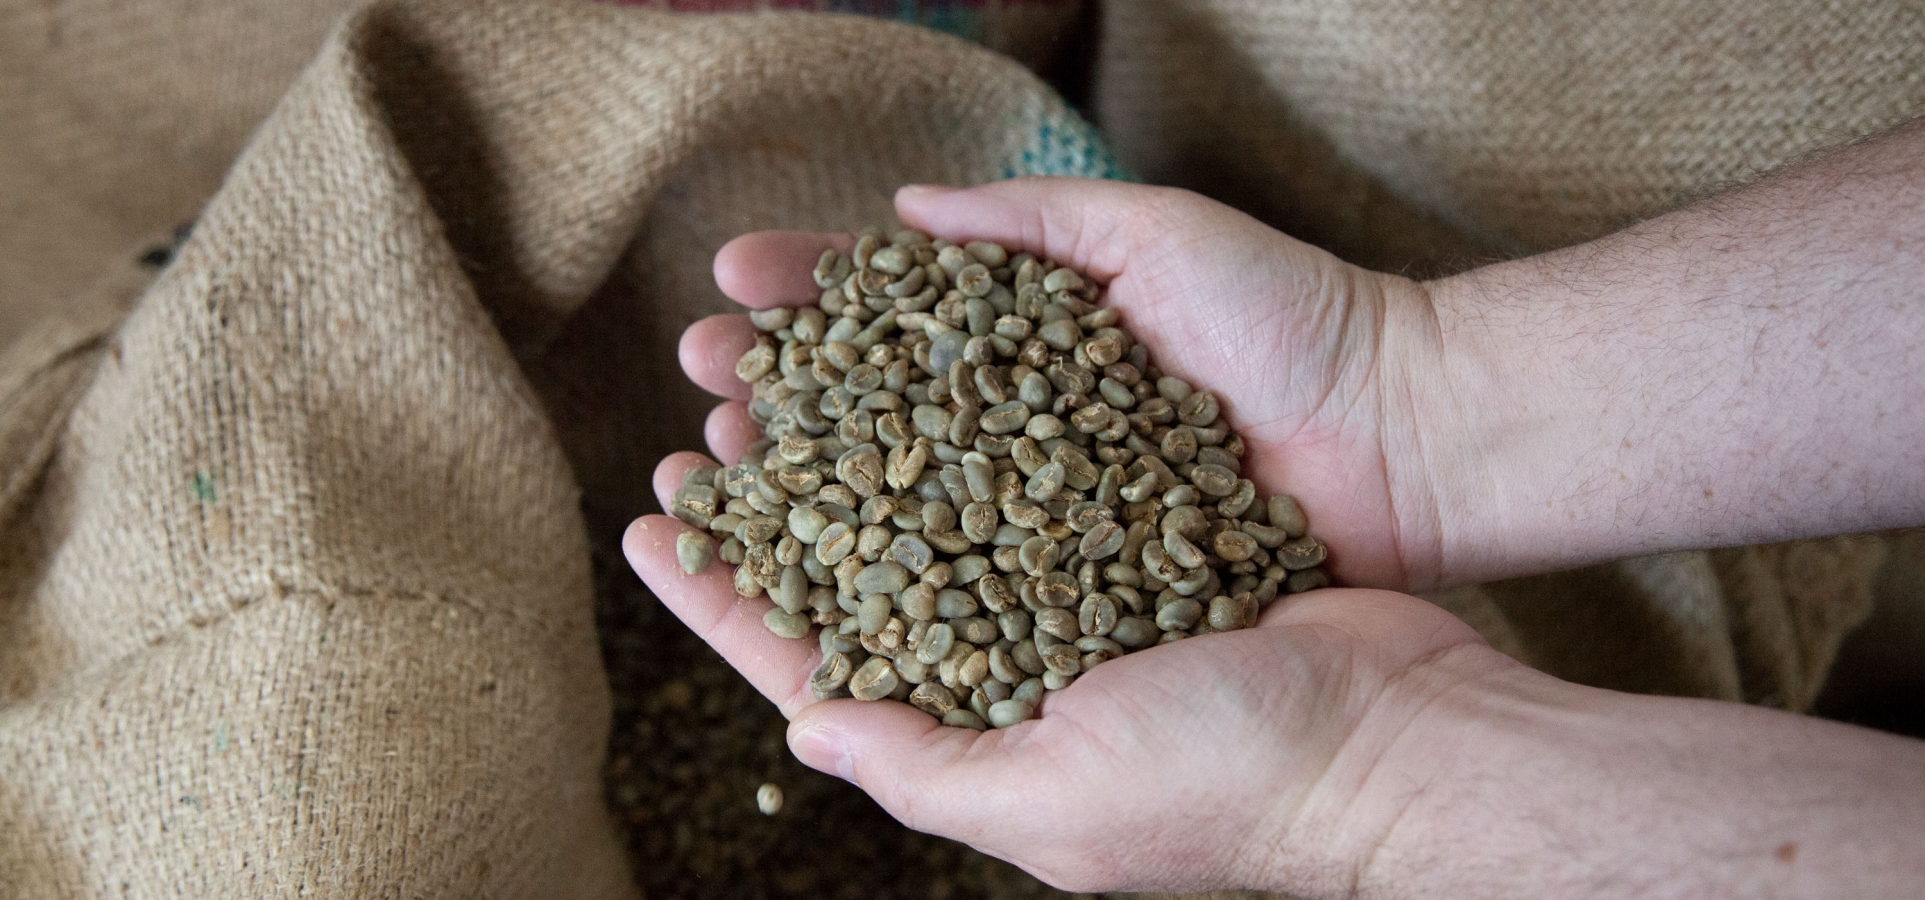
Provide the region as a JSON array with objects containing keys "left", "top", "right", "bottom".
[
  {"left": 791, "top": 724, "right": 855, "bottom": 782},
  {"left": 898, "top": 183, "right": 959, "bottom": 199}
]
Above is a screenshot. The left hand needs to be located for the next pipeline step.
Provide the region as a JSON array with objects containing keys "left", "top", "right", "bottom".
[{"left": 626, "top": 451, "right": 1508, "bottom": 894}]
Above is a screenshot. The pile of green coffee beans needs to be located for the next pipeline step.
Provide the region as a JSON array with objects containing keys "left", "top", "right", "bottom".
[{"left": 672, "top": 229, "right": 1330, "bottom": 730}]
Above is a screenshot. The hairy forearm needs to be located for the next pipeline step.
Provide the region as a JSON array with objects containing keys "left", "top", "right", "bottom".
[
  {"left": 1418, "top": 120, "right": 1925, "bottom": 583},
  {"left": 1348, "top": 666, "right": 1925, "bottom": 900}
]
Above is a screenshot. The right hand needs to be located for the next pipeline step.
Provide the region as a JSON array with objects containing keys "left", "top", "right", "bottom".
[{"left": 685, "top": 178, "right": 1459, "bottom": 590}]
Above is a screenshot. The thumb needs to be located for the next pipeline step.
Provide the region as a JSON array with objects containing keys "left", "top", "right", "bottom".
[
  {"left": 895, "top": 178, "right": 1198, "bottom": 283},
  {"left": 787, "top": 696, "right": 1018, "bottom": 839}
]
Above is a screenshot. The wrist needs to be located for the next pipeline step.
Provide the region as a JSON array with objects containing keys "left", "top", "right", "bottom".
[
  {"left": 1339, "top": 656, "right": 1925, "bottom": 900},
  {"left": 1406, "top": 261, "right": 1599, "bottom": 586},
  {"left": 1240, "top": 637, "right": 1529, "bottom": 898},
  {"left": 1370, "top": 272, "right": 1496, "bottom": 591}
]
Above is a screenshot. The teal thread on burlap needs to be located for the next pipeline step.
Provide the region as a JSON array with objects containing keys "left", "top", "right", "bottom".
[{"left": 1003, "top": 106, "right": 1134, "bottom": 181}]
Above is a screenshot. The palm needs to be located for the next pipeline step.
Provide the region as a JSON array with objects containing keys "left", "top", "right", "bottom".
[{"left": 1080, "top": 205, "right": 1421, "bottom": 589}]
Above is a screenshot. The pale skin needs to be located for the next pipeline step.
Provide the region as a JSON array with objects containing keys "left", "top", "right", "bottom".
[{"left": 624, "top": 122, "right": 1925, "bottom": 897}]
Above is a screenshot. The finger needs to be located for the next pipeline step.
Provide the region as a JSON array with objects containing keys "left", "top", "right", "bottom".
[
  {"left": 652, "top": 450, "right": 721, "bottom": 511},
  {"left": 894, "top": 179, "right": 1203, "bottom": 284},
  {"left": 788, "top": 695, "right": 1025, "bottom": 841},
  {"left": 624, "top": 514, "right": 820, "bottom": 718},
  {"left": 704, "top": 402, "right": 760, "bottom": 466},
  {"left": 679, "top": 314, "right": 758, "bottom": 401},
  {"left": 714, "top": 231, "right": 854, "bottom": 309}
]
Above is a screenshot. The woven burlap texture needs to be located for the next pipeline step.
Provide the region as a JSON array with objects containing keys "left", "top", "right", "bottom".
[
  {"left": 4, "top": 0, "right": 1922, "bottom": 896},
  {"left": 0, "top": 0, "right": 1119, "bottom": 895},
  {"left": 1093, "top": 0, "right": 1923, "bottom": 715}
]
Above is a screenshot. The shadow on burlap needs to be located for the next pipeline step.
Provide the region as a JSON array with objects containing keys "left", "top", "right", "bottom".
[{"left": 4, "top": 0, "right": 1925, "bottom": 897}]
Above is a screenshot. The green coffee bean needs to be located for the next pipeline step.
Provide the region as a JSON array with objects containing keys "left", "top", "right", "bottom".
[
  {"left": 1277, "top": 536, "right": 1327, "bottom": 571},
  {"left": 986, "top": 699, "right": 1035, "bottom": 729},
  {"left": 850, "top": 657, "right": 899, "bottom": 701},
  {"left": 764, "top": 608, "right": 810, "bottom": 639},
  {"left": 1156, "top": 597, "right": 1204, "bottom": 631},
  {"left": 676, "top": 531, "right": 714, "bottom": 575}
]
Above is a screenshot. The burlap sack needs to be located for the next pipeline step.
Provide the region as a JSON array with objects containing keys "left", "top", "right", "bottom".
[
  {"left": 0, "top": 0, "right": 1123, "bottom": 895},
  {"left": 1093, "top": 0, "right": 1923, "bottom": 711}
]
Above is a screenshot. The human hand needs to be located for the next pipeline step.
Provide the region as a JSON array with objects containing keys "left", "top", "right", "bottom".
[
  {"left": 625, "top": 453, "right": 1505, "bottom": 893},
  {"left": 627, "top": 178, "right": 1513, "bottom": 892},
  {"left": 676, "top": 178, "right": 1460, "bottom": 592}
]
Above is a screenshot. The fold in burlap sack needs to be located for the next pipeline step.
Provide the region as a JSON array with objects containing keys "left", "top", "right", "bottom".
[
  {"left": 0, "top": 0, "right": 1125, "bottom": 894},
  {"left": 1094, "top": 0, "right": 1924, "bottom": 712}
]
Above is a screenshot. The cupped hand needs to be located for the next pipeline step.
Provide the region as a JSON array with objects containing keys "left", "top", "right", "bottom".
[
  {"left": 630, "top": 178, "right": 1506, "bottom": 893},
  {"left": 625, "top": 454, "right": 1504, "bottom": 894},
  {"left": 681, "top": 178, "right": 1454, "bottom": 591}
]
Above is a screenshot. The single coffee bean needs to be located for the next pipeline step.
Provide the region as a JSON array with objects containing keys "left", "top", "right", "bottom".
[
  {"left": 756, "top": 783, "right": 784, "bottom": 816},
  {"left": 676, "top": 531, "right": 713, "bottom": 575},
  {"left": 1039, "top": 641, "right": 1081, "bottom": 677},
  {"left": 1267, "top": 494, "right": 1309, "bottom": 537},
  {"left": 1033, "top": 573, "right": 1080, "bottom": 608},
  {"left": 1171, "top": 565, "right": 1213, "bottom": 597},
  {"left": 899, "top": 583, "right": 938, "bottom": 620},
  {"left": 1109, "top": 616, "right": 1158, "bottom": 648},
  {"left": 1161, "top": 504, "right": 1208, "bottom": 542},
  {"left": 1214, "top": 530, "right": 1259, "bottom": 562},
  {"left": 986, "top": 699, "right": 1036, "bottom": 729},
  {"left": 1277, "top": 536, "right": 1328, "bottom": 571},
  {"left": 1024, "top": 461, "right": 1066, "bottom": 502},
  {"left": 853, "top": 561, "right": 912, "bottom": 595},
  {"left": 960, "top": 501, "right": 999, "bottom": 543},
  {"left": 958, "top": 649, "right": 991, "bottom": 687},
  {"left": 764, "top": 608, "right": 811, "bottom": 639},
  {"left": 1163, "top": 531, "right": 1206, "bottom": 569},
  {"left": 1141, "top": 539, "right": 1182, "bottom": 583},
  {"left": 1042, "top": 267, "right": 1083, "bottom": 293},
  {"left": 979, "top": 677, "right": 1013, "bottom": 704},
  {"left": 774, "top": 565, "right": 810, "bottom": 613},
  {"left": 910, "top": 681, "right": 959, "bottom": 717},
  {"left": 888, "top": 532, "right": 934, "bottom": 574},
  {"left": 1187, "top": 464, "right": 1236, "bottom": 500},
  {"left": 1075, "top": 520, "right": 1125, "bottom": 560},
  {"left": 1017, "top": 536, "right": 1060, "bottom": 577},
  {"left": 952, "top": 616, "right": 999, "bottom": 645},
  {"left": 988, "top": 644, "right": 1023, "bottom": 684},
  {"left": 943, "top": 708, "right": 989, "bottom": 730},
  {"left": 950, "top": 553, "right": 990, "bottom": 585},
  {"left": 1012, "top": 677, "right": 1046, "bottom": 707},
  {"left": 1286, "top": 567, "right": 1329, "bottom": 593},
  {"left": 1177, "top": 390, "right": 1219, "bottom": 427},
  {"left": 1118, "top": 471, "right": 1159, "bottom": 503},
  {"left": 1078, "top": 594, "right": 1119, "bottom": 637},
  {"left": 1218, "top": 478, "right": 1257, "bottom": 518},
  {"left": 935, "top": 589, "right": 980, "bottom": 619},
  {"left": 1023, "top": 607, "right": 1071, "bottom": 643},
  {"left": 815, "top": 522, "right": 857, "bottom": 565},
  {"left": 917, "top": 623, "right": 957, "bottom": 666},
  {"left": 849, "top": 656, "right": 900, "bottom": 701},
  {"left": 857, "top": 594, "right": 893, "bottom": 635},
  {"left": 1207, "top": 594, "right": 1249, "bottom": 632},
  {"left": 809, "top": 652, "right": 853, "bottom": 697},
  {"left": 997, "top": 609, "right": 1033, "bottom": 643},
  {"left": 1011, "top": 638, "right": 1046, "bottom": 675},
  {"left": 1156, "top": 597, "right": 1204, "bottom": 631}
]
